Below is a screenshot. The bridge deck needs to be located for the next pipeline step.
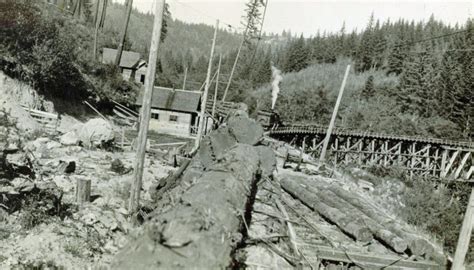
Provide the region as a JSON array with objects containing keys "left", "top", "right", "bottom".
[{"left": 268, "top": 125, "right": 473, "bottom": 148}]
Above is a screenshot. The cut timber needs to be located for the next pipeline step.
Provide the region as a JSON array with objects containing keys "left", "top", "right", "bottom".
[
  {"left": 112, "top": 113, "right": 273, "bottom": 269},
  {"left": 301, "top": 244, "right": 444, "bottom": 269},
  {"left": 281, "top": 178, "right": 373, "bottom": 242},
  {"left": 305, "top": 184, "right": 408, "bottom": 253},
  {"left": 75, "top": 178, "right": 91, "bottom": 205},
  {"left": 326, "top": 183, "right": 445, "bottom": 263},
  {"left": 275, "top": 199, "right": 302, "bottom": 259},
  {"left": 112, "top": 144, "right": 266, "bottom": 269}
]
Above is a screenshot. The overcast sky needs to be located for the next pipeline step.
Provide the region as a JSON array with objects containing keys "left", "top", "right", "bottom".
[{"left": 115, "top": 0, "right": 473, "bottom": 36}]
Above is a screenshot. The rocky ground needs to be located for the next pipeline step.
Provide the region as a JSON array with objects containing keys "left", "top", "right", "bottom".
[{"left": 0, "top": 110, "right": 176, "bottom": 269}]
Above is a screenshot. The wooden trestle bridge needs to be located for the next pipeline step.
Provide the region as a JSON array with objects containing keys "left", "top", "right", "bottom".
[{"left": 267, "top": 125, "right": 473, "bottom": 181}]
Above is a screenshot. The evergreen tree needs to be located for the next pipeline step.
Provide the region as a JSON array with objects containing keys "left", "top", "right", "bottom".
[
  {"left": 387, "top": 38, "right": 408, "bottom": 76},
  {"left": 361, "top": 75, "right": 375, "bottom": 100},
  {"left": 354, "top": 13, "right": 376, "bottom": 72},
  {"left": 282, "top": 35, "right": 310, "bottom": 72},
  {"left": 251, "top": 49, "right": 272, "bottom": 86}
]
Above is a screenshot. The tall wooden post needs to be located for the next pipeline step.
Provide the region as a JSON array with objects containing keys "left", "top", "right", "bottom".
[
  {"left": 319, "top": 65, "right": 350, "bottom": 162},
  {"left": 222, "top": 38, "right": 244, "bottom": 102},
  {"left": 92, "top": 0, "right": 100, "bottom": 60},
  {"left": 212, "top": 54, "right": 222, "bottom": 118},
  {"left": 452, "top": 187, "right": 474, "bottom": 270},
  {"left": 128, "top": 0, "right": 165, "bottom": 215},
  {"left": 182, "top": 66, "right": 188, "bottom": 90},
  {"left": 115, "top": 0, "right": 133, "bottom": 66},
  {"left": 195, "top": 20, "right": 219, "bottom": 149}
]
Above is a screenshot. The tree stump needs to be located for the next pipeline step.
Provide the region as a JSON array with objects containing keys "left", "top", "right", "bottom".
[{"left": 76, "top": 178, "right": 91, "bottom": 205}]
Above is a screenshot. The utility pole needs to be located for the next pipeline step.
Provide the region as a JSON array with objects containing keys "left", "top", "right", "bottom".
[
  {"left": 115, "top": 0, "right": 133, "bottom": 66},
  {"left": 129, "top": 0, "right": 165, "bottom": 216},
  {"left": 182, "top": 66, "right": 188, "bottom": 90},
  {"left": 93, "top": 0, "right": 100, "bottom": 25},
  {"left": 319, "top": 65, "right": 350, "bottom": 162},
  {"left": 222, "top": 38, "right": 244, "bottom": 102},
  {"left": 452, "top": 187, "right": 474, "bottom": 270},
  {"left": 195, "top": 20, "right": 219, "bottom": 150},
  {"left": 92, "top": 0, "right": 100, "bottom": 60},
  {"left": 212, "top": 54, "right": 222, "bottom": 118}
]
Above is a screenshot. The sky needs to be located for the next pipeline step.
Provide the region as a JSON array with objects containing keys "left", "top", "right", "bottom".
[{"left": 114, "top": 0, "right": 473, "bottom": 36}]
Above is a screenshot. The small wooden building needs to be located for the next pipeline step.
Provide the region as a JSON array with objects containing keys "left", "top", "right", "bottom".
[
  {"left": 136, "top": 87, "right": 212, "bottom": 138},
  {"left": 102, "top": 48, "right": 147, "bottom": 83}
]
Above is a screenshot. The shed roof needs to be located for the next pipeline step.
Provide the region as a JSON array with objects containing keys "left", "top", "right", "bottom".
[
  {"left": 102, "top": 48, "right": 141, "bottom": 68},
  {"left": 136, "top": 87, "right": 202, "bottom": 113}
]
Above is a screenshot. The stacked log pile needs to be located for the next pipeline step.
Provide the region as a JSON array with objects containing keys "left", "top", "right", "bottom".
[
  {"left": 280, "top": 173, "right": 447, "bottom": 265},
  {"left": 112, "top": 112, "right": 277, "bottom": 269}
]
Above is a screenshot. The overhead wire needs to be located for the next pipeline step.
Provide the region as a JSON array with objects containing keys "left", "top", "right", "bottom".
[
  {"left": 172, "top": 0, "right": 245, "bottom": 34},
  {"left": 394, "top": 28, "right": 472, "bottom": 48}
]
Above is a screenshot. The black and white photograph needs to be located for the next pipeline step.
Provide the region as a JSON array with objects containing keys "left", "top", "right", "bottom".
[{"left": 0, "top": 0, "right": 473, "bottom": 269}]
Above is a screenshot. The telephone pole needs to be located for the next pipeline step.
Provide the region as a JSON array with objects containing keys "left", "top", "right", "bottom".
[
  {"left": 115, "top": 0, "right": 133, "bottom": 66},
  {"left": 222, "top": 38, "right": 244, "bottom": 102},
  {"left": 195, "top": 20, "right": 219, "bottom": 150},
  {"left": 212, "top": 54, "right": 222, "bottom": 118},
  {"left": 319, "top": 65, "right": 350, "bottom": 162},
  {"left": 129, "top": 0, "right": 165, "bottom": 215},
  {"left": 182, "top": 66, "right": 188, "bottom": 90}
]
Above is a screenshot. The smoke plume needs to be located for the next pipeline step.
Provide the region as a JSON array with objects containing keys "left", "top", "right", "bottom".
[{"left": 271, "top": 66, "right": 282, "bottom": 110}]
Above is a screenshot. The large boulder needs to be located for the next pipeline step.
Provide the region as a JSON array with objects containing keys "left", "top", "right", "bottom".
[{"left": 77, "top": 118, "right": 115, "bottom": 147}]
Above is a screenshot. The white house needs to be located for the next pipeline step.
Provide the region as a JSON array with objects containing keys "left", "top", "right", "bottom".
[{"left": 135, "top": 87, "right": 213, "bottom": 138}]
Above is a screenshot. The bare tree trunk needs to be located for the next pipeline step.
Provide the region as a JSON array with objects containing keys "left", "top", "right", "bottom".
[
  {"left": 115, "top": 0, "right": 133, "bottom": 67},
  {"left": 99, "top": 0, "right": 107, "bottom": 28},
  {"left": 93, "top": 0, "right": 100, "bottom": 25}
]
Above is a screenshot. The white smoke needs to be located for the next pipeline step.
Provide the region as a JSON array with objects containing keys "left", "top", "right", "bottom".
[{"left": 271, "top": 66, "right": 282, "bottom": 110}]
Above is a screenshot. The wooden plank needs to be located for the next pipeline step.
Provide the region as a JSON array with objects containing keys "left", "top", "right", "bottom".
[
  {"left": 452, "top": 188, "right": 474, "bottom": 270},
  {"left": 301, "top": 244, "right": 444, "bottom": 269},
  {"left": 454, "top": 152, "right": 471, "bottom": 179},
  {"left": 442, "top": 150, "right": 460, "bottom": 178},
  {"left": 22, "top": 106, "right": 58, "bottom": 118}
]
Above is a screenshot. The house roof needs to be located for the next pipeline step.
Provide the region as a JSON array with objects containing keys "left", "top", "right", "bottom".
[
  {"left": 136, "top": 87, "right": 202, "bottom": 113},
  {"left": 102, "top": 48, "right": 141, "bottom": 68}
]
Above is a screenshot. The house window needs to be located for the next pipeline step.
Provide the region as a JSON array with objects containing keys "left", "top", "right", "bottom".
[
  {"left": 140, "top": 75, "right": 145, "bottom": 84},
  {"left": 169, "top": 115, "right": 178, "bottom": 122},
  {"left": 151, "top": 113, "right": 159, "bottom": 120}
]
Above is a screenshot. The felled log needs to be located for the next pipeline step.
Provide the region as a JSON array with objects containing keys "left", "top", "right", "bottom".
[
  {"left": 326, "top": 184, "right": 446, "bottom": 263},
  {"left": 112, "top": 114, "right": 275, "bottom": 269},
  {"left": 281, "top": 178, "right": 373, "bottom": 242},
  {"left": 317, "top": 188, "right": 407, "bottom": 253}
]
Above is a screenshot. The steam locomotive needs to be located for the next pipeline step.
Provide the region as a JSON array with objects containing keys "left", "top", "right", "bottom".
[{"left": 256, "top": 110, "right": 282, "bottom": 129}]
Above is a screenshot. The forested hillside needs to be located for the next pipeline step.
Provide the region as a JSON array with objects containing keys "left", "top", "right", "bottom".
[
  {"left": 0, "top": 0, "right": 471, "bottom": 140},
  {"left": 252, "top": 16, "right": 473, "bottom": 141}
]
